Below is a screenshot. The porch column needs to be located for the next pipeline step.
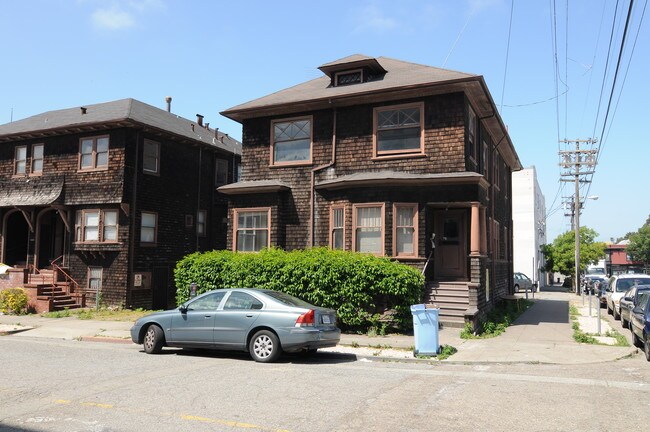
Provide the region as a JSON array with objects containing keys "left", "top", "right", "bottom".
[
  {"left": 480, "top": 207, "right": 487, "bottom": 254},
  {"left": 470, "top": 202, "right": 480, "bottom": 256}
]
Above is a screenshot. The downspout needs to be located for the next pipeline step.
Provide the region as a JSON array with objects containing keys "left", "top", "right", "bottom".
[
  {"left": 196, "top": 147, "right": 202, "bottom": 250},
  {"left": 127, "top": 132, "right": 140, "bottom": 308},
  {"left": 309, "top": 108, "right": 337, "bottom": 247}
]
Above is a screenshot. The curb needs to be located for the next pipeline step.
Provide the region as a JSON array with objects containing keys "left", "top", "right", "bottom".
[
  {"left": 80, "top": 336, "right": 134, "bottom": 344},
  {"left": 0, "top": 326, "right": 34, "bottom": 336}
]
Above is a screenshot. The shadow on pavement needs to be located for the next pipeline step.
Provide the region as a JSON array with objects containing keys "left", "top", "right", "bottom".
[{"left": 511, "top": 299, "right": 570, "bottom": 325}]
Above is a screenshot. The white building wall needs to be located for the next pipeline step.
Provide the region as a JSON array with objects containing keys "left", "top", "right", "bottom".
[{"left": 512, "top": 167, "right": 547, "bottom": 287}]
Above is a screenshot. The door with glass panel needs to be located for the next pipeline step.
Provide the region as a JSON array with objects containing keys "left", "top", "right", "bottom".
[{"left": 433, "top": 209, "right": 467, "bottom": 280}]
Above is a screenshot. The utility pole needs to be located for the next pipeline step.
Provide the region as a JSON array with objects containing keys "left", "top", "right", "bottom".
[{"left": 559, "top": 139, "right": 597, "bottom": 295}]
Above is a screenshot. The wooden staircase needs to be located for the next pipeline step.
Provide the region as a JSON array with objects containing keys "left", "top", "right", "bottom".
[
  {"left": 425, "top": 281, "right": 470, "bottom": 328},
  {"left": 26, "top": 269, "right": 84, "bottom": 311}
]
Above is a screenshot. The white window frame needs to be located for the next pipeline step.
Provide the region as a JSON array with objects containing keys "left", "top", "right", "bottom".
[
  {"left": 143, "top": 139, "right": 160, "bottom": 174},
  {"left": 352, "top": 203, "right": 385, "bottom": 256},
  {"left": 79, "top": 135, "right": 109, "bottom": 171},
  {"left": 393, "top": 203, "right": 418, "bottom": 258},
  {"left": 14, "top": 145, "right": 27, "bottom": 175},
  {"left": 31, "top": 143, "right": 44, "bottom": 174},
  {"left": 233, "top": 208, "right": 271, "bottom": 252},
  {"left": 74, "top": 209, "right": 119, "bottom": 243},
  {"left": 140, "top": 211, "right": 158, "bottom": 245}
]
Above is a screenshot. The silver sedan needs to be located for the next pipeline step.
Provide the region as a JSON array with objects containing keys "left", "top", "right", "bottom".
[{"left": 130, "top": 288, "right": 341, "bottom": 362}]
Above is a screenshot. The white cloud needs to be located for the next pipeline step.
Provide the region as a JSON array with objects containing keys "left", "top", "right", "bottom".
[
  {"left": 92, "top": 7, "right": 135, "bottom": 30},
  {"left": 354, "top": 4, "right": 399, "bottom": 33}
]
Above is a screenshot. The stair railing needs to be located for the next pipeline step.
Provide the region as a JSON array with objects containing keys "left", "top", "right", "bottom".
[{"left": 50, "top": 256, "right": 82, "bottom": 299}]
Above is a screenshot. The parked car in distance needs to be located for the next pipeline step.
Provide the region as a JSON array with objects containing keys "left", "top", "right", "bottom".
[
  {"left": 513, "top": 272, "right": 533, "bottom": 292},
  {"left": 629, "top": 291, "right": 650, "bottom": 361},
  {"left": 606, "top": 274, "right": 650, "bottom": 320},
  {"left": 584, "top": 275, "right": 608, "bottom": 306},
  {"left": 619, "top": 285, "right": 650, "bottom": 329},
  {"left": 130, "top": 288, "right": 341, "bottom": 363}
]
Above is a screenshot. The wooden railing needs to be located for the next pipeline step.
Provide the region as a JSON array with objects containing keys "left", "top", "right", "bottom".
[{"left": 50, "top": 256, "right": 81, "bottom": 298}]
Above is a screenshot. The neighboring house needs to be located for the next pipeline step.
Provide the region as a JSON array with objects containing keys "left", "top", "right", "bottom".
[
  {"left": 219, "top": 55, "right": 522, "bottom": 327},
  {"left": 512, "top": 166, "right": 546, "bottom": 287},
  {"left": 606, "top": 241, "right": 646, "bottom": 275},
  {"left": 0, "top": 98, "right": 241, "bottom": 311}
]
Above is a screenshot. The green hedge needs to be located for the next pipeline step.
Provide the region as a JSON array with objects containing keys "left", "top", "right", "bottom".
[{"left": 174, "top": 248, "right": 424, "bottom": 331}]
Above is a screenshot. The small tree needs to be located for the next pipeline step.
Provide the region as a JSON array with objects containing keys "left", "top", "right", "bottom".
[
  {"left": 542, "top": 227, "right": 606, "bottom": 281},
  {"left": 627, "top": 224, "right": 650, "bottom": 266}
]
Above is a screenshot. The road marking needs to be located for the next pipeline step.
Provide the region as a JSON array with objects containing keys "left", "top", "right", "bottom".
[
  {"left": 54, "top": 399, "right": 71, "bottom": 404},
  {"left": 81, "top": 402, "right": 114, "bottom": 409}
]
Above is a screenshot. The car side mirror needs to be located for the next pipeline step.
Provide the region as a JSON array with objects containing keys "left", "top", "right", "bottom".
[
  {"left": 632, "top": 306, "right": 642, "bottom": 314},
  {"left": 179, "top": 305, "right": 188, "bottom": 313},
  {"left": 623, "top": 297, "right": 632, "bottom": 302}
]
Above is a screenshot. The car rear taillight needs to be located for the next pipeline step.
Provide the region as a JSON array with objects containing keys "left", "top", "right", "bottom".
[{"left": 295, "top": 309, "right": 315, "bottom": 327}]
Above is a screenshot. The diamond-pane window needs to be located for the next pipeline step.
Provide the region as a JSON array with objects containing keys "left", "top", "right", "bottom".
[
  {"left": 336, "top": 71, "right": 362, "bottom": 86},
  {"left": 375, "top": 104, "right": 423, "bottom": 156},
  {"left": 272, "top": 118, "right": 311, "bottom": 164}
]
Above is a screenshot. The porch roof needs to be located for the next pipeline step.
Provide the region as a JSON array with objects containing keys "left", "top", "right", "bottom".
[
  {"left": 217, "top": 180, "right": 292, "bottom": 195},
  {"left": 0, "top": 177, "right": 63, "bottom": 207},
  {"left": 315, "top": 171, "right": 489, "bottom": 191}
]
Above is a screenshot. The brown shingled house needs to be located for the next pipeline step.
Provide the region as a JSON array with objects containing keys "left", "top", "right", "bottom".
[
  {"left": 0, "top": 98, "right": 241, "bottom": 311},
  {"left": 219, "top": 55, "right": 522, "bottom": 327}
]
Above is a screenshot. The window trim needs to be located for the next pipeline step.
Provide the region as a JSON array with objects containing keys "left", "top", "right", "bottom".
[
  {"left": 74, "top": 209, "right": 119, "bottom": 244},
  {"left": 334, "top": 69, "right": 363, "bottom": 87},
  {"left": 197, "top": 209, "right": 207, "bottom": 237},
  {"left": 392, "top": 203, "right": 419, "bottom": 258},
  {"left": 468, "top": 105, "right": 477, "bottom": 162},
  {"left": 233, "top": 207, "right": 271, "bottom": 252},
  {"left": 87, "top": 266, "right": 103, "bottom": 293},
  {"left": 78, "top": 135, "right": 110, "bottom": 171},
  {"left": 352, "top": 203, "right": 385, "bottom": 256},
  {"left": 329, "top": 204, "right": 346, "bottom": 250},
  {"left": 373, "top": 102, "right": 424, "bottom": 158},
  {"left": 270, "top": 116, "right": 313, "bottom": 167},
  {"left": 30, "top": 143, "right": 44, "bottom": 175},
  {"left": 140, "top": 211, "right": 158, "bottom": 245},
  {"left": 142, "top": 139, "right": 160, "bottom": 175},
  {"left": 14, "top": 145, "right": 27, "bottom": 176},
  {"left": 215, "top": 158, "right": 229, "bottom": 186}
]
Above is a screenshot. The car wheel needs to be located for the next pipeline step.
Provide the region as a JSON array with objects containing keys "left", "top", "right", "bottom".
[
  {"left": 514, "top": 284, "right": 519, "bottom": 293},
  {"left": 143, "top": 325, "right": 164, "bottom": 354},
  {"left": 613, "top": 306, "right": 620, "bottom": 321},
  {"left": 645, "top": 335, "right": 650, "bottom": 362},
  {"left": 249, "top": 330, "right": 282, "bottom": 363},
  {"left": 621, "top": 317, "right": 627, "bottom": 329},
  {"left": 606, "top": 302, "right": 612, "bottom": 315}
]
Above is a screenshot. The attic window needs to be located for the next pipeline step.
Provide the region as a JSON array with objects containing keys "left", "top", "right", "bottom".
[{"left": 335, "top": 70, "right": 362, "bottom": 86}]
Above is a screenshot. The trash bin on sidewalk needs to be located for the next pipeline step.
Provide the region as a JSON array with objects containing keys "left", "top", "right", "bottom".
[{"left": 410, "top": 304, "right": 440, "bottom": 356}]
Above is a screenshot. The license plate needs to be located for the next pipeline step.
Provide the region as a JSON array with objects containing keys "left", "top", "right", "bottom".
[{"left": 322, "top": 315, "right": 331, "bottom": 324}]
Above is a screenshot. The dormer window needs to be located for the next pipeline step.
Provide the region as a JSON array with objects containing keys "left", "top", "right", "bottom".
[{"left": 335, "top": 69, "right": 363, "bottom": 86}]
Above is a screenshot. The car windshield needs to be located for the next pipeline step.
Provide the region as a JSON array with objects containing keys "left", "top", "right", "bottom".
[
  {"left": 617, "top": 278, "right": 650, "bottom": 292},
  {"left": 262, "top": 290, "right": 314, "bottom": 308}
]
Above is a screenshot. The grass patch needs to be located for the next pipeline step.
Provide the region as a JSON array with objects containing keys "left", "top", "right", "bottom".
[
  {"left": 437, "top": 344, "right": 457, "bottom": 360},
  {"left": 572, "top": 321, "right": 598, "bottom": 344},
  {"left": 569, "top": 305, "right": 630, "bottom": 346},
  {"left": 605, "top": 330, "right": 630, "bottom": 347},
  {"left": 41, "top": 307, "right": 156, "bottom": 322},
  {"left": 461, "top": 299, "right": 533, "bottom": 339}
]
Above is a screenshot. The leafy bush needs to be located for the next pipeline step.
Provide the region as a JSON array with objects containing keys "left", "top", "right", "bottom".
[
  {"left": 174, "top": 248, "right": 424, "bottom": 331},
  {"left": 0, "top": 288, "right": 29, "bottom": 315},
  {"left": 461, "top": 299, "right": 533, "bottom": 339}
]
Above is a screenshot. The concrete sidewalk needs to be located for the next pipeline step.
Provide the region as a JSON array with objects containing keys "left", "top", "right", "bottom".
[{"left": 0, "top": 290, "right": 638, "bottom": 364}]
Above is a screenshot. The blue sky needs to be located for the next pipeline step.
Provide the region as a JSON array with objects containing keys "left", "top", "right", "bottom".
[{"left": 1, "top": 0, "right": 648, "bottom": 243}]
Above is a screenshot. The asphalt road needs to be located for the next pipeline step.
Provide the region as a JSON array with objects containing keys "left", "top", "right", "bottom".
[{"left": 1, "top": 334, "right": 649, "bottom": 432}]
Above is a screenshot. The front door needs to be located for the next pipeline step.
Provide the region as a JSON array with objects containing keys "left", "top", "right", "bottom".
[{"left": 433, "top": 209, "right": 467, "bottom": 280}]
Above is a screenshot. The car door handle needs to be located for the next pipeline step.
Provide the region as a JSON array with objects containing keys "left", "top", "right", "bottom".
[
  {"left": 246, "top": 314, "right": 254, "bottom": 318},
  {"left": 204, "top": 315, "right": 212, "bottom": 319}
]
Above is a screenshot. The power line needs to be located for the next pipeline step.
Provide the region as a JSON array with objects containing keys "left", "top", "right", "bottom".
[{"left": 500, "top": 0, "right": 515, "bottom": 111}]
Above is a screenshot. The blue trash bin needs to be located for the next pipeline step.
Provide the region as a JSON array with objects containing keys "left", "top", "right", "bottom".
[{"left": 410, "top": 304, "right": 440, "bottom": 356}]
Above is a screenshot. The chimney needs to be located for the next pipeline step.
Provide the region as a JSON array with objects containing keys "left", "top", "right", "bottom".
[
  {"left": 196, "top": 114, "right": 204, "bottom": 126},
  {"left": 80, "top": 107, "right": 87, "bottom": 115},
  {"left": 215, "top": 127, "right": 219, "bottom": 139},
  {"left": 165, "top": 96, "right": 172, "bottom": 112},
  {"left": 205, "top": 122, "right": 210, "bottom": 130}
]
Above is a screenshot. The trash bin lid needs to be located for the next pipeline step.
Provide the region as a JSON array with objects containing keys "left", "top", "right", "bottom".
[{"left": 410, "top": 304, "right": 425, "bottom": 312}]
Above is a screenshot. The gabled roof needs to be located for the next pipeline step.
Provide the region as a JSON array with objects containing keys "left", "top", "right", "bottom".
[
  {"left": 0, "top": 98, "right": 241, "bottom": 155},
  {"left": 222, "top": 56, "right": 475, "bottom": 120}
]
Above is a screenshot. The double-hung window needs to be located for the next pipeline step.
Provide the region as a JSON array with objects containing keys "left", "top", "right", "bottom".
[
  {"left": 88, "top": 267, "right": 103, "bottom": 293},
  {"left": 353, "top": 204, "right": 384, "bottom": 255},
  {"left": 393, "top": 203, "right": 418, "bottom": 257},
  {"left": 234, "top": 208, "right": 270, "bottom": 252},
  {"left": 75, "top": 209, "right": 118, "bottom": 243},
  {"left": 197, "top": 210, "right": 207, "bottom": 236},
  {"left": 31, "top": 144, "right": 44, "bottom": 174},
  {"left": 271, "top": 118, "right": 312, "bottom": 165},
  {"left": 79, "top": 136, "right": 109, "bottom": 170},
  {"left": 14, "top": 146, "right": 27, "bottom": 175},
  {"left": 140, "top": 212, "right": 157, "bottom": 244},
  {"left": 143, "top": 140, "right": 160, "bottom": 174},
  {"left": 468, "top": 106, "right": 477, "bottom": 161},
  {"left": 215, "top": 159, "right": 229, "bottom": 185},
  {"left": 330, "top": 205, "right": 345, "bottom": 250},
  {"left": 374, "top": 103, "right": 423, "bottom": 157}
]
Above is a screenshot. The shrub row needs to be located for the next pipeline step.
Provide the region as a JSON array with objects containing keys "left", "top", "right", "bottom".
[{"left": 174, "top": 248, "right": 424, "bottom": 331}]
